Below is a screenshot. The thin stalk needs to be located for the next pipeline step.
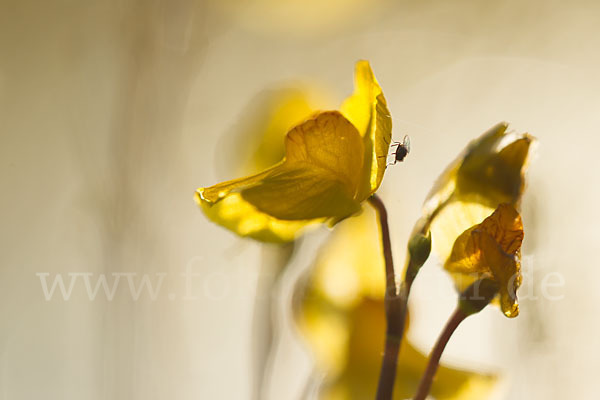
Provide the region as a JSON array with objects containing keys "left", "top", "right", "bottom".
[
  {"left": 251, "top": 243, "right": 295, "bottom": 400},
  {"left": 413, "top": 308, "right": 468, "bottom": 400},
  {"left": 368, "top": 195, "right": 413, "bottom": 400}
]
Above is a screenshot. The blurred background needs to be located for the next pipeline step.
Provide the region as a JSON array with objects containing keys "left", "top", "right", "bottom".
[{"left": 1, "top": 0, "right": 599, "bottom": 399}]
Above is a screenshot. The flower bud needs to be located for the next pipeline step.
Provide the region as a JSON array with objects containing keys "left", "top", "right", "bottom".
[{"left": 405, "top": 227, "right": 432, "bottom": 283}]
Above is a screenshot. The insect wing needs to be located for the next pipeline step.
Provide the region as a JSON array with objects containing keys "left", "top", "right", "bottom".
[{"left": 402, "top": 135, "right": 411, "bottom": 154}]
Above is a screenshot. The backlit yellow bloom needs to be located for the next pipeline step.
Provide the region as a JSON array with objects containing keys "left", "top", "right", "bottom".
[
  {"left": 423, "top": 123, "right": 533, "bottom": 262},
  {"left": 295, "top": 210, "right": 497, "bottom": 399},
  {"left": 196, "top": 61, "right": 391, "bottom": 242},
  {"left": 419, "top": 123, "right": 534, "bottom": 313},
  {"left": 446, "top": 203, "right": 524, "bottom": 317}
]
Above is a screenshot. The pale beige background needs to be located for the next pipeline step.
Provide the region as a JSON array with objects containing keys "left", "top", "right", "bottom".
[{"left": 1, "top": 0, "right": 599, "bottom": 399}]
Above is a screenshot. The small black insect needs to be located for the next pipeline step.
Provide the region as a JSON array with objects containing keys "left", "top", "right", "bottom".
[{"left": 380, "top": 135, "right": 411, "bottom": 165}]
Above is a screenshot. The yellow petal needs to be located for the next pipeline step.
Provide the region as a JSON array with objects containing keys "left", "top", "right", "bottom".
[
  {"left": 244, "top": 111, "right": 364, "bottom": 219},
  {"left": 456, "top": 134, "right": 534, "bottom": 208},
  {"left": 196, "top": 190, "right": 313, "bottom": 243},
  {"left": 285, "top": 111, "right": 364, "bottom": 194},
  {"left": 197, "top": 111, "right": 365, "bottom": 241},
  {"left": 429, "top": 200, "right": 495, "bottom": 270},
  {"left": 478, "top": 203, "right": 524, "bottom": 255},
  {"left": 424, "top": 122, "right": 534, "bottom": 216},
  {"left": 241, "top": 163, "right": 361, "bottom": 220},
  {"left": 340, "top": 61, "right": 378, "bottom": 136},
  {"left": 369, "top": 94, "right": 393, "bottom": 195},
  {"left": 198, "top": 163, "right": 280, "bottom": 204},
  {"left": 444, "top": 204, "right": 523, "bottom": 317},
  {"left": 341, "top": 60, "right": 392, "bottom": 198},
  {"left": 481, "top": 232, "right": 521, "bottom": 318}
]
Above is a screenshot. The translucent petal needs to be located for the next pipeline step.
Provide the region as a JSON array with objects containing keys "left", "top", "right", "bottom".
[
  {"left": 480, "top": 232, "right": 521, "bottom": 318},
  {"left": 284, "top": 111, "right": 364, "bottom": 193},
  {"left": 444, "top": 204, "right": 523, "bottom": 318},
  {"left": 456, "top": 135, "right": 534, "bottom": 207},
  {"left": 340, "top": 60, "right": 392, "bottom": 198},
  {"left": 196, "top": 191, "right": 315, "bottom": 243},
  {"left": 424, "top": 122, "right": 534, "bottom": 217},
  {"left": 340, "top": 61, "right": 378, "bottom": 136},
  {"left": 241, "top": 163, "right": 362, "bottom": 220},
  {"left": 198, "top": 163, "right": 280, "bottom": 204},
  {"left": 429, "top": 201, "right": 495, "bottom": 270},
  {"left": 197, "top": 111, "right": 365, "bottom": 241},
  {"left": 478, "top": 203, "right": 524, "bottom": 255},
  {"left": 369, "top": 94, "right": 393, "bottom": 195}
]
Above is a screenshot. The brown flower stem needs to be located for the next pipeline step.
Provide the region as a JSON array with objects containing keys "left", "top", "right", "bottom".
[
  {"left": 413, "top": 308, "right": 468, "bottom": 400},
  {"left": 369, "top": 194, "right": 413, "bottom": 400}
]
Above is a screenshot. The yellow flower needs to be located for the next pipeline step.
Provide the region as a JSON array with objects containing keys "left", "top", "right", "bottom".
[
  {"left": 295, "top": 210, "right": 497, "bottom": 399},
  {"left": 195, "top": 61, "right": 392, "bottom": 243},
  {"left": 446, "top": 203, "right": 524, "bottom": 318},
  {"left": 420, "top": 123, "right": 534, "bottom": 297}
]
